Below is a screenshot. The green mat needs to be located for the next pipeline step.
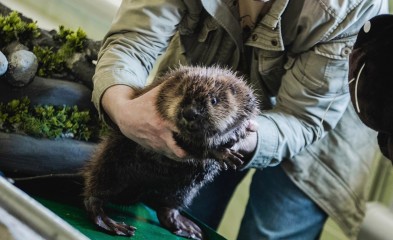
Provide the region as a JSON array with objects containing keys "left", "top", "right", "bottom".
[{"left": 36, "top": 197, "right": 226, "bottom": 240}]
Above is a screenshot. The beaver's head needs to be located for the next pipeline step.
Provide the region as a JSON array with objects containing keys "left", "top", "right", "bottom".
[{"left": 157, "top": 65, "right": 259, "bottom": 141}]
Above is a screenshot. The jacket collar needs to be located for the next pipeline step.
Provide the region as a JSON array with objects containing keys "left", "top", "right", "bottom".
[
  {"left": 261, "top": 0, "right": 288, "bottom": 30},
  {"left": 201, "top": 0, "right": 243, "bottom": 50},
  {"left": 198, "top": 0, "right": 289, "bottom": 52},
  {"left": 246, "top": 0, "right": 289, "bottom": 51}
]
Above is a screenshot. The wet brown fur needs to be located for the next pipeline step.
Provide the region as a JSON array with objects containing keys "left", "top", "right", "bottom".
[{"left": 82, "top": 65, "right": 259, "bottom": 238}]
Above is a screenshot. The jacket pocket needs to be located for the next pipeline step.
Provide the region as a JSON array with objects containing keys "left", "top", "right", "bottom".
[
  {"left": 180, "top": 15, "right": 237, "bottom": 67},
  {"left": 298, "top": 40, "right": 354, "bottom": 94},
  {"left": 257, "top": 49, "right": 286, "bottom": 95},
  {"left": 314, "top": 40, "right": 354, "bottom": 60}
]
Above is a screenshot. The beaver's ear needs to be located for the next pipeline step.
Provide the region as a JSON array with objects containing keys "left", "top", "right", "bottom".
[{"left": 348, "top": 14, "right": 393, "bottom": 133}]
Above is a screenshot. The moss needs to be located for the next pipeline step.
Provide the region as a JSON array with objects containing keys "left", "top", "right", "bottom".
[
  {"left": 33, "top": 46, "right": 66, "bottom": 77},
  {"left": 34, "top": 26, "right": 88, "bottom": 77},
  {"left": 0, "top": 11, "right": 89, "bottom": 78},
  {"left": 0, "top": 12, "right": 102, "bottom": 141},
  {"left": 55, "top": 25, "right": 87, "bottom": 53},
  {"left": 0, "top": 97, "right": 104, "bottom": 141},
  {"left": 0, "top": 11, "right": 40, "bottom": 46}
]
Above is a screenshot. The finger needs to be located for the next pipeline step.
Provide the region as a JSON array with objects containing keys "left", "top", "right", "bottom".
[
  {"left": 219, "top": 161, "right": 228, "bottom": 171},
  {"left": 164, "top": 120, "right": 180, "bottom": 134},
  {"left": 158, "top": 129, "right": 188, "bottom": 159},
  {"left": 167, "top": 138, "right": 188, "bottom": 159}
]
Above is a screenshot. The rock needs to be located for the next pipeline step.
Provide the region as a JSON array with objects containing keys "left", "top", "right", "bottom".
[
  {"left": 66, "top": 53, "right": 95, "bottom": 88},
  {"left": 0, "top": 2, "right": 12, "bottom": 16},
  {"left": 71, "top": 59, "right": 95, "bottom": 89},
  {"left": 0, "top": 51, "right": 7, "bottom": 76},
  {"left": 3, "top": 42, "right": 29, "bottom": 56},
  {"left": 0, "top": 76, "right": 95, "bottom": 111},
  {"left": 6, "top": 50, "right": 38, "bottom": 87},
  {"left": 0, "top": 2, "right": 101, "bottom": 183},
  {"left": 66, "top": 52, "right": 85, "bottom": 69},
  {"left": 84, "top": 39, "right": 101, "bottom": 61},
  {"left": 31, "top": 29, "right": 56, "bottom": 48},
  {"left": 0, "top": 3, "right": 34, "bottom": 25}
]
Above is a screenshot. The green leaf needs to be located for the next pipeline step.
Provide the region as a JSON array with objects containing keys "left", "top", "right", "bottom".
[{"left": 0, "top": 97, "right": 103, "bottom": 141}]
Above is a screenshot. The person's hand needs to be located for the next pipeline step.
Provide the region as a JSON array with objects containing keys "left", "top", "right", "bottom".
[{"left": 101, "top": 84, "right": 187, "bottom": 160}]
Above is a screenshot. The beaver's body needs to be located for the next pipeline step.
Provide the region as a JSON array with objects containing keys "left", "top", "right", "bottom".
[{"left": 82, "top": 66, "right": 259, "bottom": 239}]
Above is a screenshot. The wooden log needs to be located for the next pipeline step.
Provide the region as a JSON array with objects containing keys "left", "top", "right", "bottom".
[{"left": 0, "top": 132, "right": 97, "bottom": 176}]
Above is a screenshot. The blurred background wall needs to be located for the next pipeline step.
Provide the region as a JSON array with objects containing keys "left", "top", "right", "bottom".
[{"left": 1, "top": 0, "right": 120, "bottom": 40}]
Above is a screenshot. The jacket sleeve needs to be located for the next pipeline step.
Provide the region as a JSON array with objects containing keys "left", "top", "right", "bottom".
[
  {"left": 249, "top": 45, "right": 352, "bottom": 168},
  {"left": 243, "top": 0, "right": 386, "bottom": 169},
  {"left": 91, "top": 0, "right": 186, "bottom": 117}
]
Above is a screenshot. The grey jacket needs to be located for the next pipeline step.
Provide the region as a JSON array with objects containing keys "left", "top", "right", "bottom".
[{"left": 92, "top": 0, "right": 386, "bottom": 238}]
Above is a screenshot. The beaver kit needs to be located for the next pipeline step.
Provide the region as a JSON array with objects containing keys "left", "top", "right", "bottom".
[{"left": 82, "top": 65, "right": 259, "bottom": 239}]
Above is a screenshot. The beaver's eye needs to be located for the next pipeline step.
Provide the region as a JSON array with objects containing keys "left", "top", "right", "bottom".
[{"left": 210, "top": 97, "right": 219, "bottom": 105}]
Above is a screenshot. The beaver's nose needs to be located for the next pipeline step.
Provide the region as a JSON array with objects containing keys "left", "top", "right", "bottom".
[{"left": 182, "top": 106, "right": 201, "bottom": 122}]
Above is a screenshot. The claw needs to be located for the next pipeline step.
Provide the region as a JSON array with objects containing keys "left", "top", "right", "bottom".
[
  {"left": 231, "top": 150, "right": 244, "bottom": 159},
  {"left": 173, "top": 229, "right": 202, "bottom": 240},
  {"left": 94, "top": 214, "right": 136, "bottom": 236},
  {"left": 221, "top": 149, "right": 244, "bottom": 170},
  {"left": 210, "top": 148, "right": 245, "bottom": 170},
  {"left": 223, "top": 159, "right": 237, "bottom": 170},
  {"left": 158, "top": 208, "right": 204, "bottom": 240},
  {"left": 219, "top": 160, "right": 228, "bottom": 170},
  {"left": 85, "top": 196, "right": 136, "bottom": 236}
]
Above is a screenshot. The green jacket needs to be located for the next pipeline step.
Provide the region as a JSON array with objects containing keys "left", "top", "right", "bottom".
[{"left": 92, "top": 0, "right": 387, "bottom": 238}]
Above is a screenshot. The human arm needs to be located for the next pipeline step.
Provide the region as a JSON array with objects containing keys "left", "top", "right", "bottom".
[
  {"left": 242, "top": 0, "right": 385, "bottom": 169},
  {"left": 92, "top": 0, "right": 187, "bottom": 158},
  {"left": 101, "top": 84, "right": 186, "bottom": 159}
]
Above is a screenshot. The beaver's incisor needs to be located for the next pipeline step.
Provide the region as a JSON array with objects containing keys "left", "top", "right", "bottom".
[{"left": 82, "top": 65, "right": 259, "bottom": 239}]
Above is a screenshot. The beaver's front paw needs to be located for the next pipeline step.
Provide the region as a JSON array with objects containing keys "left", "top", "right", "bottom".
[{"left": 211, "top": 148, "right": 244, "bottom": 170}]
